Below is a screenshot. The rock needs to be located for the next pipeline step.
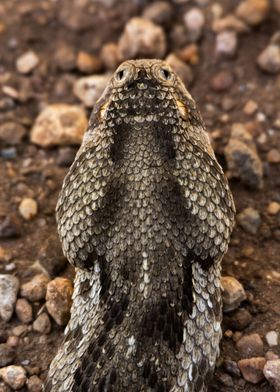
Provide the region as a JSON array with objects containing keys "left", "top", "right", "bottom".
[
  {"left": 212, "top": 15, "right": 250, "bottom": 33},
  {"left": 215, "top": 31, "right": 238, "bottom": 58},
  {"left": 16, "top": 51, "right": 39, "bottom": 74},
  {"left": 73, "top": 75, "right": 110, "bottom": 108},
  {"left": 56, "top": 147, "right": 76, "bottom": 168},
  {"left": 223, "top": 360, "right": 241, "bottom": 378},
  {"left": 235, "top": 0, "right": 270, "bottom": 26},
  {"left": 0, "top": 330, "right": 8, "bottom": 344},
  {"left": 0, "top": 216, "right": 21, "bottom": 239},
  {"left": 37, "top": 234, "right": 68, "bottom": 277},
  {"left": 76, "top": 52, "right": 103, "bottom": 74},
  {"left": 15, "top": 299, "right": 33, "bottom": 324},
  {"left": 165, "top": 54, "right": 193, "bottom": 87},
  {"left": 0, "top": 345, "right": 16, "bottom": 367},
  {"left": 267, "top": 148, "right": 280, "bottom": 163},
  {"left": 33, "top": 313, "right": 51, "bottom": 334},
  {"left": 176, "top": 44, "right": 199, "bottom": 65},
  {"left": 224, "top": 123, "right": 263, "bottom": 189},
  {"left": 267, "top": 202, "right": 280, "bottom": 215},
  {"left": 263, "top": 359, "right": 280, "bottom": 390},
  {"left": 243, "top": 100, "right": 258, "bottom": 115},
  {"left": 0, "top": 381, "right": 12, "bottom": 392},
  {"left": 54, "top": 45, "right": 76, "bottom": 71},
  {"left": 273, "top": 0, "right": 280, "bottom": 12},
  {"left": 100, "top": 43, "right": 121, "bottom": 70},
  {"left": 31, "top": 104, "right": 87, "bottom": 147},
  {"left": 265, "top": 331, "right": 279, "bottom": 347},
  {"left": 266, "top": 351, "right": 279, "bottom": 361},
  {"left": 20, "top": 274, "right": 50, "bottom": 302},
  {"left": 11, "top": 325, "right": 28, "bottom": 337},
  {"left": 142, "top": 1, "right": 173, "bottom": 26},
  {"left": 0, "top": 366, "right": 26, "bottom": 390},
  {"left": 46, "top": 278, "right": 73, "bottom": 326},
  {"left": 19, "top": 198, "right": 38, "bottom": 220},
  {"left": 257, "top": 44, "right": 280, "bottom": 74},
  {"left": 0, "top": 275, "right": 19, "bottom": 322},
  {"left": 1, "top": 148, "right": 17, "bottom": 160},
  {"left": 236, "top": 333, "right": 264, "bottom": 357},
  {"left": 118, "top": 17, "right": 166, "bottom": 60},
  {"left": 238, "top": 357, "right": 265, "bottom": 384},
  {"left": 224, "top": 308, "right": 252, "bottom": 331},
  {"left": 6, "top": 337, "right": 18, "bottom": 348},
  {"left": 221, "top": 276, "right": 246, "bottom": 312},
  {"left": 237, "top": 207, "right": 262, "bottom": 235},
  {"left": 0, "top": 122, "right": 26, "bottom": 145},
  {"left": 183, "top": 8, "right": 205, "bottom": 41},
  {"left": 26, "top": 375, "right": 43, "bottom": 392},
  {"left": 211, "top": 70, "right": 234, "bottom": 92}
]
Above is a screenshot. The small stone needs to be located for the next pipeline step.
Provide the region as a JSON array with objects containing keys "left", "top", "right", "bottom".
[
  {"left": 176, "top": 44, "right": 199, "bottom": 65},
  {"left": 216, "top": 31, "right": 238, "bottom": 58},
  {"left": 257, "top": 44, "right": 280, "bottom": 74},
  {"left": 224, "top": 308, "right": 252, "bottom": 331},
  {"left": 26, "top": 375, "right": 43, "bottom": 392},
  {"left": 0, "top": 382, "right": 11, "bottom": 392},
  {"left": 33, "top": 313, "right": 51, "bottom": 334},
  {"left": 211, "top": 70, "right": 234, "bottom": 92},
  {"left": 0, "top": 366, "right": 26, "bottom": 390},
  {"left": 265, "top": 331, "right": 279, "bottom": 347},
  {"left": 73, "top": 75, "right": 110, "bottom": 108},
  {"left": 15, "top": 299, "right": 33, "bottom": 324},
  {"left": 0, "top": 345, "right": 16, "bottom": 367},
  {"left": 237, "top": 207, "right": 262, "bottom": 235},
  {"left": 142, "top": 1, "right": 173, "bottom": 25},
  {"left": 215, "top": 372, "right": 234, "bottom": 387},
  {"left": 243, "top": 100, "right": 258, "bottom": 115},
  {"left": 221, "top": 276, "right": 246, "bottom": 312},
  {"left": 54, "top": 45, "right": 76, "bottom": 71},
  {"left": 100, "top": 43, "right": 121, "bottom": 70},
  {"left": 56, "top": 147, "right": 76, "bottom": 167},
  {"left": 46, "top": 278, "right": 73, "bottom": 326},
  {"left": 212, "top": 15, "right": 250, "bottom": 33},
  {"left": 0, "top": 275, "right": 19, "bottom": 322},
  {"left": 0, "top": 330, "right": 8, "bottom": 344},
  {"left": 267, "top": 201, "right": 280, "bottom": 215},
  {"left": 263, "top": 359, "right": 280, "bottom": 390},
  {"left": 223, "top": 360, "right": 241, "bottom": 378},
  {"left": 37, "top": 234, "right": 68, "bottom": 277},
  {"left": 0, "top": 122, "right": 26, "bottom": 145},
  {"left": 6, "top": 337, "right": 18, "bottom": 348},
  {"left": 20, "top": 274, "right": 50, "bottom": 302},
  {"left": 76, "top": 52, "right": 103, "bottom": 74},
  {"left": 235, "top": 0, "right": 270, "bottom": 26},
  {"left": 273, "top": 0, "right": 280, "bottom": 12},
  {"left": 31, "top": 104, "right": 87, "bottom": 147},
  {"left": 238, "top": 357, "right": 265, "bottom": 384},
  {"left": 0, "top": 216, "right": 21, "bottom": 239},
  {"left": 165, "top": 54, "right": 193, "bottom": 87},
  {"left": 118, "top": 17, "right": 166, "bottom": 60},
  {"left": 1, "top": 148, "right": 17, "bottom": 160},
  {"left": 16, "top": 51, "right": 39, "bottom": 74},
  {"left": 19, "top": 198, "right": 38, "bottom": 220},
  {"left": 183, "top": 8, "right": 205, "bottom": 41},
  {"left": 236, "top": 333, "right": 264, "bottom": 357},
  {"left": 267, "top": 148, "right": 280, "bottom": 163},
  {"left": 12, "top": 325, "right": 28, "bottom": 337}
]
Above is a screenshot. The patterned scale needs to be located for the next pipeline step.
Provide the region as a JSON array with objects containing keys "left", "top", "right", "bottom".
[{"left": 44, "top": 59, "right": 235, "bottom": 392}]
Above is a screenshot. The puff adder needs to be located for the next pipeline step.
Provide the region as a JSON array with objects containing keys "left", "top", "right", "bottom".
[{"left": 44, "top": 59, "right": 235, "bottom": 392}]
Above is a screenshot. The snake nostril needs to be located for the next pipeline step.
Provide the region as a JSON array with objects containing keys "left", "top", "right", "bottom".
[{"left": 137, "top": 69, "right": 148, "bottom": 79}]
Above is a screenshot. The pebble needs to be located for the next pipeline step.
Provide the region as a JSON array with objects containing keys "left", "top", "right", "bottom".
[
  {"left": 31, "top": 104, "right": 87, "bottom": 147},
  {"left": 118, "top": 17, "right": 166, "bottom": 60},
  {"left": 20, "top": 274, "right": 50, "bottom": 302},
  {"left": 12, "top": 325, "right": 28, "bottom": 337},
  {"left": 237, "top": 207, "right": 262, "bottom": 234},
  {"left": 19, "top": 198, "right": 38, "bottom": 221},
  {"left": 0, "top": 366, "right": 26, "bottom": 390},
  {"left": 37, "top": 234, "right": 68, "bottom": 277},
  {"left": 0, "top": 330, "right": 8, "bottom": 344},
  {"left": 265, "top": 331, "right": 279, "bottom": 347},
  {"left": 212, "top": 15, "right": 250, "bottom": 33},
  {"left": 211, "top": 70, "right": 234, "bottom": 92},
  {"left": 215, "top": 31, "right": 238, "bottom": 58},
  {"left": 267, "top": 201, "right": 280, "bottom": 215},
  {"left": 176, "top": 44, "right": 199, "bottom": 65},
  {"left": 165, "top": 54, "right": 193, "bottom": 87},
  {"left": 257, "top": 44, "right": 280, "bottom": 74},
  {"left": 224, "top": 123, "right": 263, "bottom": 189},
  {"left": 236, "top": 333, "right": 264, "bottom": 357},
  {"left": 100, "top": 43, "right": 121, "bottom": 70},
  {"left": 46, "top": 278, "right": 73, "bottom": 326},
  {"left": 33, "top": 313, "right": 51, "bottom": 334},
  {"left": 267, "top": 148, "right": 280, "bottom": 163},
  {"left": 223, "top": 359, "right": 241, "bottom": 378},
  {"left": 73, "top": 75, "right": 110, "bottom": 108},
  {"left": 243, "top": 100, "right": 258, "bottom": 115},
  {"left": 54, "top": 45, "right": 76, "bottom": 71},
  {"left": 235, "top": 0, "right": 269, "bottom": 26},
  {"left": 76, "top": 52, "right": 103, "bottom": 74},
  {"left": 183, "top": 8, "right": 205, "bottom": 41},
  {"left": 0, "top": 345, "right": 16, "bottom": 367},
  {"left": 56, "top": 147, "right": 76, "bottom": 167},
  {"left": 263, "top": 359, "right": 280, "bottom": 390},
  {"left": 6, "top": 337, "right": 18, "bottom": 348},
  {"left": 274, "top": 0, "right": 280, "bottom": 12},
  {"left": 224, "top": 308, "right": 252, "bottom": 331},
  {"left": 1, "top": 148, "right": 17, "bottom": 160},
  {"left": 238, "top": 357, "right": 265, "bottom": 384},
  {"left": 221, "top": 276, "right": 246, "bottom": 312},
  {"left": 26, "top": 375, "right": 43, "bottom": 392},
  {"left": 0, "top": 122, "right": 26, "bottom": 145},
  {"left": 16, "top": 51, "right": 39, "bottom": 74},
  {"left": 15, "top": 299, "right": 33, "bottom": 324},
  {"left": 0, "top": 216, "right": 21, "bottom": 239},
  {"left": 142, "top": 1, "right": 173, "bottom": 25},
  {"left": 0, "top": 275, "right": 19, "bottom": 322}
]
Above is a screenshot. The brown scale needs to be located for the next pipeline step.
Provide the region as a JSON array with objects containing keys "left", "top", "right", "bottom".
[{"left": 45, "top": 60, "right": 235, "bottom": 392}]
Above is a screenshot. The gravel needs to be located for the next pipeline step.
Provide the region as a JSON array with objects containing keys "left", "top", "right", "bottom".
[
  {"left": 0, "top": 275, "right": 20, "bottom": 322},
  {"left": 46, "top": 278, "right": 73, "bottom": 326}
]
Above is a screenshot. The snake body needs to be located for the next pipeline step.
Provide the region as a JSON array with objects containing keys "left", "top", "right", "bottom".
[{"left": 44, "top": 59, "right": 235, "bottom": 392}]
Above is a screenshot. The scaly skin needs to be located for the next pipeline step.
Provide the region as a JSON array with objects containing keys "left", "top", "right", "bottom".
[{"left": 44, "top": 59, "right": 235, "bottom": 392}]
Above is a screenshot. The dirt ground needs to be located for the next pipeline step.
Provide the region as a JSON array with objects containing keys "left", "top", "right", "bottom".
[{"left": 0, "top": 0, "right": 280, "bottom": 391}]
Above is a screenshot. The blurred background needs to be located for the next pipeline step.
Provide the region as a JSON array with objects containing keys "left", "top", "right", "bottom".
[{"left": 0, "top": 0, "right": 280, "bottom": 391}]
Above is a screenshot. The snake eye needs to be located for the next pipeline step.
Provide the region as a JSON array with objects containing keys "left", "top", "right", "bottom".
[
  {"left": 159, "top": 68, "right": 172, "bottom": 80},
  {"left": 116, "top": 69, "right": 125, "bottom": 81}
]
